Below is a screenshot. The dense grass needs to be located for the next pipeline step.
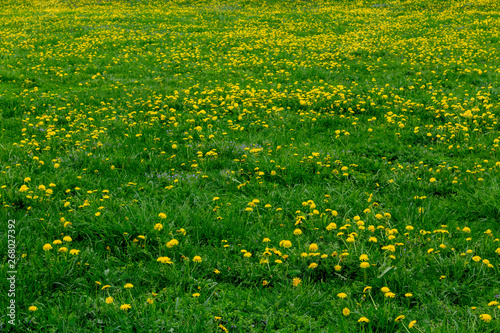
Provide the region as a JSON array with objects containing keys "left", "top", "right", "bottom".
[{"left": 2, "top": 0, "right": 500, "bottom": 331}]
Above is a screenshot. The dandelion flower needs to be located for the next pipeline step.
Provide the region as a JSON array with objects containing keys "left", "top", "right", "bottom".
[
  {"left": 385, "top": 292, "right": 396, "bottom": 298},
  {"left": 358, "top": 317, "right": 370, "bottom": 323},
  {"left": 157, "top": 256, "right": 173, "bottom": 264},
  {"left": 405, "top": 293, "right": 413, "bottom": 297},
  {"left": 292, "top": 277, "right": 302, "bottom": 287},
  {"left": 69, "top": 249, "right": 80, "bottom": 255},
  {"left": 193, "top": 256, "right": 202, "bottom": 263},
  {"left": 43, "top": 244, "right": 53, "bottom": 251},
  {"left": 293, "top": 229, "right": 302, "bottom": 235},
  {"left": 154, "top": 223, "right": 163, "bottom": 231},
  {"left": 337, "top": 293, "right": 347, "bottom": 299},
  {"left": 395, "top": 315, "right": 405, "bottom": 322},
  {"left": 480, "top": 314, "right": 492, "bottom": 322},
  {"left": 359, "top": 254, "right": 369, "bottom": 261},
  {"left": 58, "top": 247, "right": 68, "bottom": 253},
  {"left": 360, "top": 262, "right": 370, "bottom": 269},
  {"left": 124, "top": 283, "right": 133, "bottom": 289},
  {"left": 343, "top": 308, "right": 350, "bottom": 316},
  {"left": 309, "top": 263, "right": 318, "bottom": 269},
  {"left": 488, "top": 301, "right": 499, "bottom": 306},
  {"left": 158, "top": 213, "right": 167, "bottom": 219},
  {"left": 381, "top": 287, "right": 390, "bottom": 293},
  {"left": 192, "top": 293, "right": 200, "bottom": 297},
  {"left": 166, "top": 239, "right": 179, "bottom": 248},
  {"left": 308, "top": 243, "right": 318, "bottom": 252},
  {"left": 63, "top": 236, "right": 72, "bottom": 242},
  {"left": 120, "top": 304, "right": 131, "bottom": 311},
  {"left": 409, "top": 320, "right": 417, "bottom": 328},
  {"left": 19, "top": 185, "right": 29, "bottom": 192},
  {"left": 279, "top": 240, "right": 292, "bottom": 248},
  {"left": 105, "top": 297, "right": 113, "bottom": 304},
  {"left": 472, "top": 256, "right": 481, "bottom": 262},
  {"left": 334, "top": 265, "right": 342, "bottom": 271},
  {"left": 28, "top": 306, "right": 38, "bottom": 312},
  {"left": 326, "top": 223, "right": 337, "bottom": 231}
]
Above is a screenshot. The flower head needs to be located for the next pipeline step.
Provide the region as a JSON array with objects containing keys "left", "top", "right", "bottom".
[
  {"left": 193, "top": 256, "right": 202, "bottom": 263},
  {"left": 28, "top": 306, "right": 38, "bottom": 312},
  {"left": 292, "top": 277, "right": 302, "bottom": 287},
  {"left": 358, "top": 317, "right": 370, "bottom": 323},
  {"left": 120, "top": 304, "right": 131, "bottom": 311},
  {"left": 105, "top": 297, "right": 113, "bottom": 304},
  {"left": 480, "top": 314, "right": 492, "bottom": 322},
  {"left": 342, "top": 308, "right": 350, "bottom": 316},
  {"left": 157, "top": 256, "right": 173, "bottom": 264},
  {"left": 43, "top": 243, "right": 53, "bottom": 251},
  {"left": 124, "top": 283, "right": 133, "bottom": 289},
  {"left": 337, "top": 293, "right": 347, "bottom": 299}
]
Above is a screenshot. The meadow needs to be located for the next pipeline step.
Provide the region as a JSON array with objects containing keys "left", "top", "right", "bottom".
[{"left": 1, "top": 0, "right": 500, "bottom": 331}]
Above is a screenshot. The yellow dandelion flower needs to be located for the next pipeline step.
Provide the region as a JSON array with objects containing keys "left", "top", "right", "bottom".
[
  {"left": 105, "top": 297, "right": 113, "bottom": 304},
  {"left": 154, "top": 223, "right": 163, "bottom": 231},
  {"left": 292, "top": 277, "right": 302, "bottom": 287},
  {"left": 192, "top": 293, "right": 200, "bottom": 297},
  {"left": 308, "top": 243, "right": 318, "bottom": 252},
  {"left": 158, "top": 213, "right": 166, "bottom": 219},
  {"left": 343, "top": 308, "right": 350, "bottom": 316},
  {"left": 309, "top": 263, "right": 318, "bottom": 269},
  {"left": 120, "top": 304, "right": 131, "bottom": 311},
  {"left": 28, "top": 306, "right": 38, "bottom": 312},
  {"left": 337, "top": 293, "right": 347, "bottom": 299},
  {"left": 395, "top": 315, "right": 405, "bottom": 322},
  {"left": 480, "top": 314, "right": 492, "bottom": 322},
  {"left": 279, "top": 240, "right": 292, "bottom": 248},
  {"left": 124, "top": 283, "right": 133, "bottom": 289},
  {"left": 157, "top": 256, "right": 173, "bottom": 264},
  {"left": 193, "top": 256, "right": 202, "bottom": 263},
  {"left": 381, "top": 287, "right": 390, "bottom": 293},
  {"left": 360, "top": 262, "right": 370, "bottom": 269},
  {"left": 409, "top": 320, "right": 417, "bottom": 328},
  {"left": 358, "top": 317, "right": 370, "bottom": 323},
  {"left": 43, "top": 243, "right": 53, "bottom": 251}
]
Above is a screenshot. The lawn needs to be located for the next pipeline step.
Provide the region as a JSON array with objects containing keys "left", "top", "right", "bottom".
[{"left": 1, "top": 0, "right": 500, "bottom": 331}]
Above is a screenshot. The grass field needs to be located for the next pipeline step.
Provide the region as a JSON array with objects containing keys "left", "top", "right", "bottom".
[{"left": 2, "top": 0, "right": 500, "bottom": 331}]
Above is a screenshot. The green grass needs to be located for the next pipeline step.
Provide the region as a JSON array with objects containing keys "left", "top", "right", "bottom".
[{"left": 2, "top": 0, "right": 500, "bottom": 331}]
